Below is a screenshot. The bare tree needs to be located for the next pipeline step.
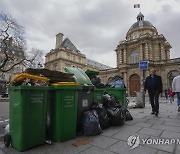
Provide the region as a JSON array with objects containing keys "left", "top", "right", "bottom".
[
  {"left": 25, "top": 48, "right": 44, "bottom": 69},
  {"left": 0, "top": 12, "right": 46, "bottom": 81},
  {"left": 0, "top": 12, "right": 26, "bottom": 73}
]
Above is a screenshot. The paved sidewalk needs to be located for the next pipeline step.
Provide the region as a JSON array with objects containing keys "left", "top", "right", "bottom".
[{"left": 0, "top": 98, "right": 180, "bottom": 154}]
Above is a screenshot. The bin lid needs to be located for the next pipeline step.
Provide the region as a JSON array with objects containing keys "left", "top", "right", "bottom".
[
  {"left": 64, "top": 67, "right": 93, "bottom": 85},
  {"left": 85, "top": 69, "right": 99, "bottom": 76},
  {"left": 9, "top": 85, "right": 51, "bottom": 90}
]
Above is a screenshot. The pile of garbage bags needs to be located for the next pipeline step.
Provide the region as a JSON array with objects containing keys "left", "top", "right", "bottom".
[
  {"left": 85, "top": 69, "right": 105, "bottom": 88},
  {"left": 85, "top": 69, "right": 125, "bottom": 89},
  {"left": 82, "top": 93, "right": 133, "bottom": 136},
  {"left": 127, "top": 92, "right": 145, "bottom": 109},
  {"left": 106, "top": 75, "right": 125, "bottom": 88}
]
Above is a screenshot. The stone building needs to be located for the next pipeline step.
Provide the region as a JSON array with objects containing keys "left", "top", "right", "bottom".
[
  {"left": 45, "top": 33, "right": 111, "bottom": 72},
  {"left": 100, "top": 12, "right": 180, "bottom": 96}
]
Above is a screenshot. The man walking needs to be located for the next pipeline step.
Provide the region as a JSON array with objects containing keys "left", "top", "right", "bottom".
[
  {"left": 144, "top": 68, "right": 163, "bottom": 116},
  {"left": 172, "top": 74, "right": 180, "bottom": 112}
]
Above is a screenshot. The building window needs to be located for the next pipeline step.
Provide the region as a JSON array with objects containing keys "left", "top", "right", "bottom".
[
  {"left": 142, "top": 44, "right": 145, "bottom": 60},
  {"left": 121, "top": 49, "right": 124, "bottom": 63},
  {"left": 54, "top": 63, "right": 57, "bottom": 70},
  {"left": 66, "top": 53, "right": 70, "bottom": 60},
  {"left": 165, "top": 50, "right": 168, "bottom": 60},
  {"left": 159, "top": 44, "right": 161, "bottom": 60},
  {"left": 130, "top": 50, "right": 139, "bottom": 63}
]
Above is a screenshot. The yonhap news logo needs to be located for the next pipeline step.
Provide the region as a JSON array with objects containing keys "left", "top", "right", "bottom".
[
  {"left": 127, "top": 135, "right": 140, "bottom": 149},
  {"left": 127, "top": 135, "right": 180, "bottom": 149}
]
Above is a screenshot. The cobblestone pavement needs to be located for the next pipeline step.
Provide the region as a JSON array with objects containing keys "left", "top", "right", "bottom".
[{"left": 0, "top": 97, "right": 180, "bottom": 154}]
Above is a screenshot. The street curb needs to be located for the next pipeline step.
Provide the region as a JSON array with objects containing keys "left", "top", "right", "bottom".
[{"left": 0, "top": 99, "right": 9, "bottom": 102}]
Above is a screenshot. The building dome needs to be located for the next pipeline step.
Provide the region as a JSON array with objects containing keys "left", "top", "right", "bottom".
[
  {"left": 129, "top": 12, "right": 153, "bottom": 30},
  {"left": 126, "top": 12, "right": 158, "bottom": 40}
]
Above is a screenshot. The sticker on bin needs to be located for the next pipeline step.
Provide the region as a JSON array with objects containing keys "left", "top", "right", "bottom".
[{"left": 82, "top": 99, "right": 88, "bottom": 107}]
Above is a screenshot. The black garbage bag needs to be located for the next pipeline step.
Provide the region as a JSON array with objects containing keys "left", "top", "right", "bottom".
[
  {"left": 123, "top": 108, "right": 133, "bottom": 121},
  {"left": 107, "top": 107, "right": 125, "bottom": 126},
  {"left": 91, "top": 103, "right": 110, "bottom": 129},
  {"left": 103, "top": 93, "right": 122, "bottom": 109},
  {"left": 82, "top": 110, "right": 102, "bottom": 136},
  {"left": 90, "top": 76, "right": 103, "bottom": 88},
  {"left": 96, "top": 83, "right": 105, "bottom": 88},
  {"left": 91, "top": 77, "right": 97, "bottom": 86}
]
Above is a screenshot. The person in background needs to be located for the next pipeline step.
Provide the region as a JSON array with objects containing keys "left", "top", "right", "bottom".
[
  {"left": 164, "top": 89, "right": 168, "bottom": 99},
  {"left": 167, "top": 87, "right": 175, "bottom": 103},
  {"left": 144, "top": 68, "right": 163, "bottom": 116},
  {"left": 172, "top": 74, "right": 180, "bottom": 112}
]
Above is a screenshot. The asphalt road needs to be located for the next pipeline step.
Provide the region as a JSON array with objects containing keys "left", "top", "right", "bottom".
[
  {"left": 0, "top": 99, "right": 9, "bottom": 141},
  {"left": 0, "top": 101, "right": 9, "bottom": 121}
]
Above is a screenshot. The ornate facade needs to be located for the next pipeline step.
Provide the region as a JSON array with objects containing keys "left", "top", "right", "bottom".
[
  {"left": 45, "top": 13, "right": 180, "bottom": 96},
  {"left": 100, "top": 12, "right": 180, "bottom": 96}
]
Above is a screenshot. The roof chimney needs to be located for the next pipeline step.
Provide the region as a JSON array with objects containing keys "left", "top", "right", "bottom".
[{"left": 55, "top": 33, "right": 64, "bottom": 48}]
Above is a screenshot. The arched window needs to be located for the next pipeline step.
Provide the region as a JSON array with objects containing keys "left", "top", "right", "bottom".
[
  {"left": 168, "top": 71, "right": 179, "bottom": 87},
  {"left": 130, "top": 50, "right": 139, "bottom": 63}
]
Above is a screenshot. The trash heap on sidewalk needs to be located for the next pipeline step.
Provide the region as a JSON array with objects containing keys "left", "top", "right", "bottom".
[
  {"left": 4, "top": 67, "right": 133, "bottom": 152},
  {"left": 127, "top": 91, "right": 145, "bottom": 109},
  {"left": 81, "top": 92, "right": 133, "bottom": 136},
  {"left": 85, "top": 69, "right": 125, "bottom": 89}
]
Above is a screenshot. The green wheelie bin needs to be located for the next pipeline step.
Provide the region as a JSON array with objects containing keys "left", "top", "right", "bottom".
[
  {"left": 94, "top": 88, "right": 127, "bottom": 107},
  {"left": 86, "top": 69, "right": 127, "bottom": 107},
  {"left": 93, "top": 88, "right": 106, "bottom": 103},
  {"left": 51, "top": 85, "right": 80, "bottom": 142},
  {"left": 64, "top": 67, "right": 94, "bottom": 132},
  {"left": 9, "top": 86, "right": 49, "bottom": 152},
  {"left": 105, "top": 88, "right": 127, "bottom": 107}
]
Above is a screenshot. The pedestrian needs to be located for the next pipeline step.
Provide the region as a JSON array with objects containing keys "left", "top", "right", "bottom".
[
  {"left": 144, "top": 68, "right": 163, "bottom": 116},
  {"left": 167, "top": 87, "right": 175, "bottom": 103},
  {"left": 164, "top": 89, "right": 168, "bottom": 99},
  {"left": 172, "top": 74, "right": 180, "bottom": 112}
]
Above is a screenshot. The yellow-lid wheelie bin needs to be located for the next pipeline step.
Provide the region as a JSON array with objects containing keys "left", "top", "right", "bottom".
[
  {"left": 9, "top": 86, "right": 49, "bottom": 152},
  {"left": 50, "top": 85, "right": 80, "bottom": 142}
]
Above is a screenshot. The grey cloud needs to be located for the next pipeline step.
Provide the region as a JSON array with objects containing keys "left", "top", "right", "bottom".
[
  {"left": 148, "top": 4, "right": 180, "bottom": 59},
  {"left": 1, "top": 0, "right": 180, "bottom": 67}
]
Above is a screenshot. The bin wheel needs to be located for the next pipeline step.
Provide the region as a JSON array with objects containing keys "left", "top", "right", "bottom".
[{"left": 4, "top": 133, "right": 11, "bottom": 147}]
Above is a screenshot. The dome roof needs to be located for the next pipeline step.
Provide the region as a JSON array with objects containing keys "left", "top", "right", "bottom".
[
  {"left": 130, "top": 20, "right": 153, "bottom": 30},
  {"left": 129, "top": 12, "right": 154, "bottom": 30}
]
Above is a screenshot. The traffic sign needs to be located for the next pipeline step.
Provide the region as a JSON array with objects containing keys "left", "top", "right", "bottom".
[{"left": 139, "top": 61, "right": 148, "bottom": 70}]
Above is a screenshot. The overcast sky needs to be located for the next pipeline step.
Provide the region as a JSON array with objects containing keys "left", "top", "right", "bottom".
[{"left": 1, "top": 0, "right": 180, "bottom": 67}]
